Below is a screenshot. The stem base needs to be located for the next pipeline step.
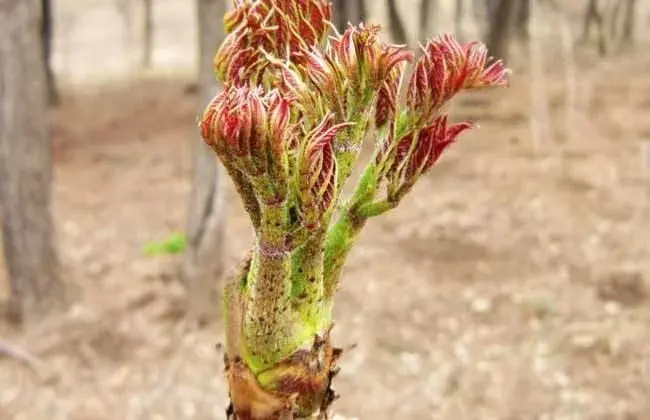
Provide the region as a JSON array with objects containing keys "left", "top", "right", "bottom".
[{"left": 225, "top": 330, "right": 342, "bottom": 419}]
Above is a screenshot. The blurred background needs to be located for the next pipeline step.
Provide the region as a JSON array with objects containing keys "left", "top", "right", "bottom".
[{"left": 1, "top": 0, "right": 650, "bottom": 418}]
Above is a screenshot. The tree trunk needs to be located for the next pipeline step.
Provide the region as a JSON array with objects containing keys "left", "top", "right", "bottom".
[
  {"left": 485, "top": 0, "right": 518, "bottom": 63},
  {"left": 332, "top": 0, "right": 365, "bottom": 32},
  {"left": 332, "top": 0, "right": 346, "bottom": 31},
  {"left": 181, "top": 0, "right": 228, "bottom": 326},
  {"left": 580, "top": 0, "right": 598, "bottom": 41},
  {"left": 386, "top": 0, "right": 408, "bottom": 44},
  {"left": 40, "top": 0, "right": 57, "bottom": 105},
  {"left": 580, "top": 0, "right": 608, "bottom": 54},
  {"left": 141, "top": 0, "right": 153, "bottom": 69},
  {"left": 355, "top": 0, "right": 366, "bottom": 25},
  {"left": 514, "top": 0, "right": 529, "bottom": 39},
  {"left": 621, "top": 0, "right": 636, "bottom": 43},
  {"left": 418, "top": 0, "right": 438, "bottom": 42},
  {"left": 0, "top": 0, "right": 66, "bottom": 324},
  {"left": 455, "top": 0, "right": 464, "bottom": 40}
]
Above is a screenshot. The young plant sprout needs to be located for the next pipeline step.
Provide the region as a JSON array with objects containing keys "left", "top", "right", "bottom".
[{"left": 200, "top": 1, "right": 510, "bottom": 418}]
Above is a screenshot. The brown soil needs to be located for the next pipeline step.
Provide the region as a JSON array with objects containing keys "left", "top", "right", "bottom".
[{"left": 2, "top": 51, "right": 650, "bottom": 419}]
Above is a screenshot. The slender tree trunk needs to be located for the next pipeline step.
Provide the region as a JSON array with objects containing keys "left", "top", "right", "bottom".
[
  {"left": 581, "top": 0, "right": 598, "bottom": 41},
  {"left": 141, "top": 0, "right": 153, "bottom": 69},
  {"left": 455, "top": 0, "right": 464, "bottom": 40},
  {"left": 514, "top": 0, "right": 529, "bottom": 39},
  {"left": 580, "top": 0, "right": 608, "bottom": 55},
  {"left": 332, "top": 0, "right": 365, "bottom": 32},
  {"left": 40, "top": 0, "right": 57, "bottom": 105},
  {"left": 485, "top": 0, "right": 518, "bottom": 63},
  {"left": 608, "top": 0, "right": 625, "bottom": 42},
  {"left": 386, "top": 0, "right": 408, "bottom": 44},
  {"left": 419, "top": 0, "right": 438, "bottom": 42},
  {"left": 621, "top": 0, "right": 636, "bottom": 43},
  {"left": 332, "top": 0, "right": 346, "bottom": 31},
  {"left": 181, "top": 0, "right": 228, "bottom": 326},
  {"left": 0, "top": 0, "right": 66, "bottom": 324},
  {"left": 356, "top": 0, "right": 366, "bottom": 24}
]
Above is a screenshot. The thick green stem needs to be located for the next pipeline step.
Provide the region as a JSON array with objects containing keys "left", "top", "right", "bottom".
[
  {"left": 243, "top": 201, "right": 294, "bottom": 372},
  {"left": 335, "top": 101, "right": 374, "bottom": 191},
  {"left": 322, "top": 162, "right": 379, "bottom": 301},
  {"left": 357, "top": 199, "right": 397, "bottom": 218},
  {"left": 290, "top": 229, "right": 326, "bottom": 324},
  {"left": 323, "top": 207, "right": 366, "bottom": 301}
]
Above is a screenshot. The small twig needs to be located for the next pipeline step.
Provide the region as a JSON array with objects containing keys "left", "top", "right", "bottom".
[{"left": 0, "top": 339, "right": 42, "bottom": 375}]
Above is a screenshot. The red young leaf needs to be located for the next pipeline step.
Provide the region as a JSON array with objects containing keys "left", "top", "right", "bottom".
[{"left": 407, "top": 34, "right": 510, "bottom": 124}]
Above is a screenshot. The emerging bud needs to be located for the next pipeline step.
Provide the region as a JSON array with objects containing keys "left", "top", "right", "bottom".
[
  {"left": 276, "top": 64, "right": 323, "bottom": 124},
  {"left": 300, "top": 47, "right": 343, "bottom": 104},
  {"left": 381, "top": 115, "right": 472, "bottom": 197},
  {"left": 200, "top": 85, "right": 294, "bottom": 199},
  {"left": 330, "top": 24, "right": 413, "bottom": 94},
  {"left": 286, "top": 25, "right": 412, "bottom": 126},
  {"left": 404, "top": 116, "right": 472, "bottom": 180},
  {"left": 296, "top": 115, "right": 349, "bottom": 227},
  {"left": 407, "top": 34, "right": 510, "bottom": 124},
  {"left": 215, "top": 0, "right": 332, "bottom": 86},
  {"left": 214, "top": 31, "right": 263, "bottom": 86},
  {"left": 375, "top": 66, "right": 403, "bottom": 128}
]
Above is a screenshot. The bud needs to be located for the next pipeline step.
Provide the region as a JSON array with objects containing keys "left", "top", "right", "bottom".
[
  {"left": 380, "top": 115, "right": 472, "bottom": 197},
  {"left": 287, "top": 25, "right": 411, "bottom": 126},
  {"left": 407, "top": 34, "right": 510, "bottom": 124},
  {"left": 200, "top": 85, "right": 294, "bottom": 199},
  {"left": 375, "top": 66, "right": 403, "bottom": 128},
  {"left": 266, "top": 91, "right": 293, "bottom": 154},
  {"left": 296, "top": 47, "right": 346, "bottom": 118},
  {"left": 277, "top": 64, "right": 323, "bottom": 125},
  {"left": 330, "top": 24, "right": 413, "bottom": 94},
  {"left": 214, "top": 31, "right": 263, "bottom": 86},
  {"left": 296, "top": 115, "right": 350, "bottom": 227},
  {"left": 404, "top": 116, "right": 472, "bottom": 180},
  {"left": 215, "top": 0, "right": 332, "bottom": 86}
]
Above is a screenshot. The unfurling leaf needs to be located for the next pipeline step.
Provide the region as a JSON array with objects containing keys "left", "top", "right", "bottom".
[
  {"left": 200, "top": 85, "right": 294, "bottom": 201},
  {"left": 379, "top": 115, "right": 473, "bottom": 199},
  {"left": 215, "top": 0, "right": 332, "bottom": 86},
  {"left": 375, "top": 66, "right": 404, "bottom": 128},
  {"left": 296, "top": 115, "right": 350, "bottom": 227},
  {"left": 407, "top": 34, "right": 510, "bottom": 125}
]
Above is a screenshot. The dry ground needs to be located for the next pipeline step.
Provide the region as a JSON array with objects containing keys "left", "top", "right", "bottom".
[{"left": 2, "top": 15, "right": 650, "bottom": 420}]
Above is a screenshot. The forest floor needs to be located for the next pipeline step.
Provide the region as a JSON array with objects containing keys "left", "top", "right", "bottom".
[{"left": 2, "top": 49, "right": 650, "bottom": 419}]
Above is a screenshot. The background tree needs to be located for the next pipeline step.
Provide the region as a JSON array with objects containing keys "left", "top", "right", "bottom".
[
  {"left": 485, "top": 0, "right": 519, "bottom": 63},
  {"left": 514, "top": 0, "right": 529, "bottom": 39},
  {"left": 332, "top": 0, "right": 365, "bottom": 32},
  {"left": 180, "top": 0, "right": 228, "bottom": 325},
  {"left": 621, "top": 0, "right": 637, "bottom": 43},
  {"left": 580, "top": 0, "right": 637, "bottom": 56},
  {"left": 141, "top": 0, "right": 153, "bottom": 69},
  {"left": 0, "top": 0, "right": 67, "bottom": 324},
  {"left": 419, "top": 0, "right": 438, "bottom": 42},
  {"left": 41, "top": 0, "right": 58, "bottom": 105},
  {"left": 386, "top": 0, "right": 408, "bottom": 44},
  {"left": 580, "top": 0, "right": 605, "bottom": 53}
]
